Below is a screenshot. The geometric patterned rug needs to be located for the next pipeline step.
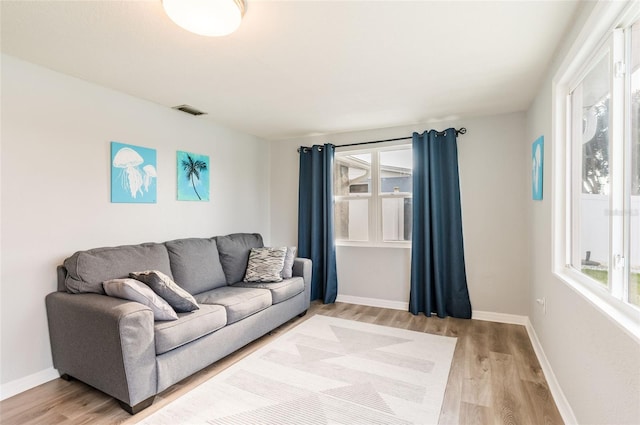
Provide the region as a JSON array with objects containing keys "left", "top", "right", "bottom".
[{"left": 138, "top": 315, "right": 457, "bottom": 425}]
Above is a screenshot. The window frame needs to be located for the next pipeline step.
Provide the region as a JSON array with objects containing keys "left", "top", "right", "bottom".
[
  {"left": 568, "top": 34, "right": 617, "bottom": 292},
  {"left": 334, "top": 141, "right": 413, "bottom": 248},
  {"left": 552, "top": 0, "right": 640, "bottom": 343}
]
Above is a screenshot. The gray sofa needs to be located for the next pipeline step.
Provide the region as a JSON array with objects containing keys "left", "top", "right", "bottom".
[{"left": 45, "top": 233, "right": 311, "bottom": 414}]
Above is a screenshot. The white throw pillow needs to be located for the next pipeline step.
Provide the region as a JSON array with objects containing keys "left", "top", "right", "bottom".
[{"left": 281, "top": 246, "right": 297, "bottom": 279}]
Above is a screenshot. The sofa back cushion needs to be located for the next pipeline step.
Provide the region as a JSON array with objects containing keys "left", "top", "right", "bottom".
[
  {"left": 63, "top": 243, "right": 173, "bottom": 294},
  {"left": 216, "top": 233, "right": 264, "bottom": 284},
  {"left": 165, "top": 238, "right": 227, "bottom": 294}
]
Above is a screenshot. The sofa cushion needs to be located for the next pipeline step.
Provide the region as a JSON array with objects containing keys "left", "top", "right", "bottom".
[
  {"left": 130, "top": 270, "right": 199, "bottom": 313},
  {"left": 194, "top": 286, "right": 271, "bottom": 324},
  {"left": 63, "top": 243, "right": 173, "bottom": 294},
  {"left": 244, "top": 247, "right": 287, "bottom": 283},
  {"left": 165, "top": 238, "right": 227, "bottom": 295},
  {"left": 216, "top": 233, "right": 264, "bottom": 284},
  {"left": 154, "top": 304, "right": 227, "bottom": 355},
  {"left": 233, "top": 277, "right": 304, "bottom": 305},
  {"left": 103, "top": 278, "right": 178, "bottom": 321}
]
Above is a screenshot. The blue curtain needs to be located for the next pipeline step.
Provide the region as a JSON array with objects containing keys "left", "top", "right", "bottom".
[
  {"left": 410, "top": 129, "right": 472, "bottom": 319},
  {"left": 298, "top": 144, "right": 338, "bottom": 304}
]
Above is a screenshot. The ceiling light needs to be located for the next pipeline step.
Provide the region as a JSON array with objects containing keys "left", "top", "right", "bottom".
[{"left": 162, "top": 0, "right": 246, "bottom": 37}]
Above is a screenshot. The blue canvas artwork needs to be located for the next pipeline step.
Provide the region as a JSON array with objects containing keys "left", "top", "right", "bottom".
[
  {"left": 532, "top": 136, "right": 544, "bottom": 200},
  {"left": 111, "top": 142, "right": 157, "bottom": 203},
  {"left": 177, "top": 151, "right": 210, "bottom": 201}
]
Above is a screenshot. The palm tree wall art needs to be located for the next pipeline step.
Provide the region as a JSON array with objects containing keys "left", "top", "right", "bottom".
[{"left": 177, "top": 151, "right": 210, "bottom": 201}]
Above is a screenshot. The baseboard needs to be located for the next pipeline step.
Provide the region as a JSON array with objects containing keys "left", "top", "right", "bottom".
[
  {"left": 525, "top": 318, "right": 578, "bottom": 425},
  {"left": 336, "top": 294, "right": 409, "bottom": 311},
  {"left": 335, "top": 298, "right": 531, "bottom": 326},
  {"left": 472, "top": 310, "right": 529, "bottom": 325},
  {"left": 0, "top": 367, "right": 59, "bottom": 401}
]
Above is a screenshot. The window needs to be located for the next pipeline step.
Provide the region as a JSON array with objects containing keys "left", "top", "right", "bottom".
[
  {"left": 554, "top": 1, "right": 640, "bottom": 339},
  {"left": 567, "top": 21, "right": 640, "bottom": 307},
  {"left": 569, "top": 43, "right": 613, "bottom": 289},
  {"left": 334, "top": 145, "right": 412, "bottom": 246}
]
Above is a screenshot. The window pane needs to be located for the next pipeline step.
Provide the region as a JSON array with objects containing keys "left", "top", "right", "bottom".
[
  {"left": 334, "top": 153, "right": 371, "bottom": 194},
  {"left": 629, "top": 21, "right": 640, "bottom": 306},
  {"left": 334, "top": 199, "right": 369, "bottom": 241},
  {"left": 573, "top": 53, "right": 611, "bottom": 286},
  {"left": 380, "top": 149, "right": 412, "bottom": 193},
  {"left": 382, "top": 197, "right": 412, "bottom": 241}
]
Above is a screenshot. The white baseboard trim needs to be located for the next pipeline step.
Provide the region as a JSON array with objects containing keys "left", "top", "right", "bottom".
[
  {"left": 335, "top": 298, "right": 531, "bottom": 326},
  {"left": 525, "top": 318, "right": 578, "bottom": 425},
  {"left": 0, "top": 367, "right": 59, "bottom": 401},
  {"left": 472, "top": 310, "right": 529, "bottom": 325},
  {"left": 336, "top": 294, "right": 409, "bottom": 311}
]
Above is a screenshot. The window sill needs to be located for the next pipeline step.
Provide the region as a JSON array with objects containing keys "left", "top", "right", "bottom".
[
  {"left": 335, "top": 241, "right": 411, "bottom": 249},
  {"left": 554, "top": 267, "right": 640, "bottom": 344}
]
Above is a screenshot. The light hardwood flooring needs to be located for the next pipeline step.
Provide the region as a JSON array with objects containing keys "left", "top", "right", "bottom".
[{"left": 0, "top": 302, "right": 563, "bottom": 425}]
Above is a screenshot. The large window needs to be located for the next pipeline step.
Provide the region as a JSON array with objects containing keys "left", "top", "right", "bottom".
[
  {"left": 568, "top": 21, "right": 639, "bottom": 307},
  {"left": 334, "top": 145, "right": 412, "bottom": 246},
  {"left": 554, "top": 1, "right": 640, "bottom": 338}
]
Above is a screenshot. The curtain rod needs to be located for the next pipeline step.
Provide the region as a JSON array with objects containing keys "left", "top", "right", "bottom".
[
  {"left": 297, "top": 127, "right": 466, "bottom": 152},
  {"left": 338, "top": 127, "right": 466, "bottom": 148}
]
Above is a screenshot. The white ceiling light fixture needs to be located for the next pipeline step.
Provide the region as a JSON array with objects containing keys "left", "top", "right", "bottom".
[{"left": 162, "top": 0, "right": 246, "bottom": 37}]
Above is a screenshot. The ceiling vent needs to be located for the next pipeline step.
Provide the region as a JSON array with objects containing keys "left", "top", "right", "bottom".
[{"left": 172, "top": 104, "right": 207, "bottom": 116}]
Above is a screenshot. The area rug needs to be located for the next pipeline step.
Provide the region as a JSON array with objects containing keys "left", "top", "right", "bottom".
[{"left": 138, "top": 315, "right": 457, "bottom": 425}]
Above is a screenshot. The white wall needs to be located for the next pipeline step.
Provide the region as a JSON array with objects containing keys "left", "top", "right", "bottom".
[
  {"left": 269, "top": 112, "right": 529, "bottom": 315},
  {"left": 0, "top": 55, "right": 271, "bottom": 392},
  {"left": 525, "top": 2, "right": 640, "bottom": 423}
]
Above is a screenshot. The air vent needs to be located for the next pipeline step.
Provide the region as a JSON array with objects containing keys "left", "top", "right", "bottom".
[{"left": 171, "top": 104, "right": 207, "bottom": 116}]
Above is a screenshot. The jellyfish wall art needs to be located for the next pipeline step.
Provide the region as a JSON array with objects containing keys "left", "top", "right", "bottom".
[
  {"left": 111, "top": 142, "right": 157, "bottom": 203},
  {"left": 177, "top": 150, "right": 210, "bottom": 201}
]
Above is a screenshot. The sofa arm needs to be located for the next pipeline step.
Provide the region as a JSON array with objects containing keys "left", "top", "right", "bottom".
[
  {"left": 293, "top": 258, "right": 312, "bottom": 306},
  {"left": 45, "top": 292, "right": 157, "bottom": 408}
]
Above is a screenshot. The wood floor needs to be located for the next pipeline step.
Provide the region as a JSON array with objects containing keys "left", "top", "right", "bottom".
[{"left": 0, "top": 302, "right": 563, "bottom": 425}]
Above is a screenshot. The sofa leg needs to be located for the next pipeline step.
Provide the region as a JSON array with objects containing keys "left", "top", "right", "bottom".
[
  {"left": 118, "top": 396, "right": 155, "bottom": 415},
  {"left": 60, "top": 373, "right": 74, "bottom": 381},
  {"left": 298, "top": 310, "right": 308, "bottom": 318}
]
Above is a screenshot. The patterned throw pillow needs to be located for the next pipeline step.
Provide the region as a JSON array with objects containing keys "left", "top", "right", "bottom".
[
  {"left": 244, "top": 247, "right": 287, "bottom": 283},
  {"left": 103, "top": 278, "right": 178, "bottom": 321},
  {"left": 130, "top": 270, "right": 199, "bottom": 312},
  {"left": 281, "top": 246, "right": 297, "bottom": 279}
]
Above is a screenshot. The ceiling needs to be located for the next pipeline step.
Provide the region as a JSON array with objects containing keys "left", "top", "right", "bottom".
[{"left": 1, "top": 0, "right": 580, "bottom": 140}]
